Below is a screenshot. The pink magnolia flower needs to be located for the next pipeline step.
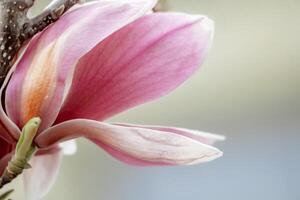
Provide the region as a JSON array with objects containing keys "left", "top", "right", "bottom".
[{"left": 0, "top": 0, "right": 224, "bottom": 199}]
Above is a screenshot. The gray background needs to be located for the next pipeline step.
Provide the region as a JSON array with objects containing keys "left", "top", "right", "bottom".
[{"left": 10, "top": 0, "right": 300, "bottom": 199}]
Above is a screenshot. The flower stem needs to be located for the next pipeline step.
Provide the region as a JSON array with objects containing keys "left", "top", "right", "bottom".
[{"left": 0, "top": 118, "right": 41, "bottom": 189}]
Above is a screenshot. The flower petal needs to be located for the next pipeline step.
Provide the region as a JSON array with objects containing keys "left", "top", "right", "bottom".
[
  {"left": 36, "top": 120, "right": 222, "bottom": 166},
  {"left": 5, "top": 0, "right": 156, "bottom": 131},
  {"left": 0, "top": 137, "right": 13, "bottom": 161},
  {"left": 55, "top": 13, "right": 214, "bottom": 122},
  {"left": 23, "top": 151, "right": 63, "bottom": 200},
  {"left": 0, "top": 123, "right": 16, "bottom": 144},
  {"left": 113, "top": 123, "right": 225, "bottom": 145},
  {"left": 0, "top": 153, "right": 12, "bottom": 177},
  {"left": 0, "top": 45, "right": 28, "bottom": 140}
]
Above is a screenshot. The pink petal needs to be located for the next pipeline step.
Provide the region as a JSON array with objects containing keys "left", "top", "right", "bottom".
[
  {"left": 0, "top": 47, "right": 26, "bottom": 140},
  {"left": 0, "top": 136, "right": 13, "bottom": 176},
  {"left": 55, "top": 13, "right": 214, "bottom": 123},
  {"left": 0, "top": 137, "right": 13, "bottom": 161},
  {"left": 23, "top": 151, "right": 63, "bottom": 200},
  {"left": 0, "top": 123, "right": 16, "bottom": 143},
  {"left": 5, "top": 0, "right": 156, "bottom": 131},
  {"left": 113, "top": 123, "right": 225, "bottom": 145},
  {"left": 0, "top": 153, "right": 12, "bottom": 177},
  {"left": 36, "top": 120, "right": 222, "bottom": 166}
]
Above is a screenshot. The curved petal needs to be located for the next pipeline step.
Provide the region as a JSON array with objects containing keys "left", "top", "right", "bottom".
[
  {"left": 23, "top": 151, "right": 63, "bottom": 200},
  {"left": 5, "top": 0, "right": 156, "bottom": 131},
  {"left": 36, "top": 120, "right": 222, "bottom": 166},
  {"left": 0, "top": 137, "right": 13, "bottom": 163},
  {"left": 0, "top": 45, "right": 29, "bottom": 140},
  {"left": 113, "top": 123, "right": 225, "bottom": 145},
  {"left": 55, "top": 13, "right": 214, "bottom": 122},
  {"left": 0, "top": 153, "right": 12, "bottom": 177},
  {"left": 0, "top": 123, "right": 16, "bottom": 143}
]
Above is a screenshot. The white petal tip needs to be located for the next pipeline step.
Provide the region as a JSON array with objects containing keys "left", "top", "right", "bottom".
[
  {"left": 199, "top": 16, "right": 215, "bottom": 42},
  {"left": 201, "top": 16, "right": 214, "bottom": 30},
  {"left": 187, "top": 149, "right": 223, "bottom": 165}
]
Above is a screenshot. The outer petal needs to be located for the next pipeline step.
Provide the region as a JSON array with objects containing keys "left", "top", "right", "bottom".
[
  {"left": 0, "top": 138, "right": 11, "bottom": 159},
  {"left": 0, "top": 126, "right": 15, "bottom": 176},
  {"left": 0, "top": 153, "right": 12, "bottom": 177},
  {"left": 55, "top": 13, "right": 214, "bottom": 122},
  {"left": 0, "top": 123, "right": 15, "bottom": 144},
  {"left": 36, "top": 120, "right": 222, "bottom": 166},
  {"left": 23, "top": 151, "right": 63, "bottom": 200},
  {"left": 5, "top": 0, "right": 156, "bottom": 131},
  {"left": 113, "top": 123, "right": 225, "bottom": 145},
  {"left": 0, "top": 45, "right": 29, "bottom": 140}
]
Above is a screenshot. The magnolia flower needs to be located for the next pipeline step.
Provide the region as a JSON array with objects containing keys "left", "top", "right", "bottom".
[{"left": 0, "top": 0, "right": 224, "bottom": 199}]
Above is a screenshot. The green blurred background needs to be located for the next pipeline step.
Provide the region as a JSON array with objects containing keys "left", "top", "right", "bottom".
[{"left": 10, "top": 0, "right": 300, "bottom": 199}]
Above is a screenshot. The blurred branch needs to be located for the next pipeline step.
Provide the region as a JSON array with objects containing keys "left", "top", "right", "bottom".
[
  {"left": 28, "top": 0, "right": 84, "bottom": 39},
  {"left": 0, "top": 189, "right": 14, "bottom": 200}
]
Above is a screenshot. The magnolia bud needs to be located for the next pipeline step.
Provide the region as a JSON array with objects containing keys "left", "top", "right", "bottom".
[{"left": 0, "top": 117, "right": 41, "bottom": 189}]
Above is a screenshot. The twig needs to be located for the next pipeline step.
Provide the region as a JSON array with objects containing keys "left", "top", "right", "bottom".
[{"left": 0, "top": 189, "right": 14, "bottom": 200}]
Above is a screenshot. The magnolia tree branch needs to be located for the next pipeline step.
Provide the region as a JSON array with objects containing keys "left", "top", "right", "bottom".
[
  {"left": 0, "top": 0, "right": 83, "bottom": 86},
  {"left": 0, "top": 189, "right": 14, "bottom": 200}
]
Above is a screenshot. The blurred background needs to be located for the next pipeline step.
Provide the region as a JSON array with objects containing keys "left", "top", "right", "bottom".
[{"left": 10, "top": 0, "right": 300, "bottom": 199}]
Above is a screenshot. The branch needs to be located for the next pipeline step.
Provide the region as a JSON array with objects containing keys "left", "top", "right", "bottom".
[
  {"left": 0, "top": 189, "right": 14, "bottom": 200},
  {"left": 23, "top": 0, "right": 84, "bottom": 42},
  {"left": 0, "top": 0, "right": 83, "bottom": 86}
]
